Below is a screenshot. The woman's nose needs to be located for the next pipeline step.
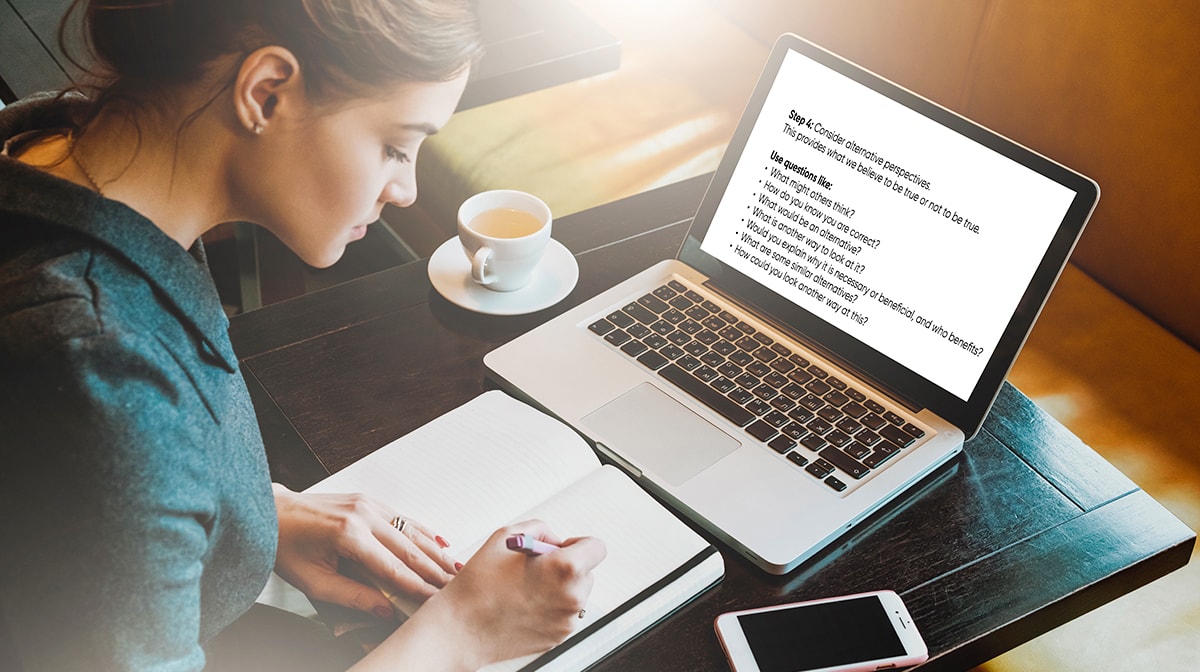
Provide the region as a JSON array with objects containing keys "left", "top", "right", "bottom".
[{"left": 382, "top": 177, "right": 416, "bottom": 209}]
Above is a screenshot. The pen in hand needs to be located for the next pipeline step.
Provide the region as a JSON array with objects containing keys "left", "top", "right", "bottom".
[
  {"left": 506, "top": 533, "right": 589, "bottom": 620},
  {"left": 506, "top": 533, "right": 561, "bottom": 556}
]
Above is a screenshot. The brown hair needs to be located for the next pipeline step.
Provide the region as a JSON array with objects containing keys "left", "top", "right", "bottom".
[{"left": 60, "top": 0, "right": 481, "bottom": 129}]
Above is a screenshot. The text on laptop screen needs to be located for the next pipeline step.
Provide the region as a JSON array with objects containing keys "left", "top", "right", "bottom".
[{"left": 700, "top": 49, "right": 1076, "bottom": 401}]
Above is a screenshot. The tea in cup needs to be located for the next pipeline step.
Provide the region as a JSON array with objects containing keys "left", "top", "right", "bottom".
[{"left": 458, "top": 190, "right": 552, "bottom": 292}]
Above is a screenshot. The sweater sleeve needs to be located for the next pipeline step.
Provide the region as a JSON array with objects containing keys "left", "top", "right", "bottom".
[{"left": 1, "top": 330, "right": 222, "bottom": 672}]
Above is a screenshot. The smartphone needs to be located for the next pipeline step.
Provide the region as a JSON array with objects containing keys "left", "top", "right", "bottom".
[{"left": 714, "top": 590, "right": 928, "bottom": 672}]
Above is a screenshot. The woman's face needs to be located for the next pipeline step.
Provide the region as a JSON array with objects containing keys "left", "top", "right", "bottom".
[{"left": 240, "top": 71, "right": 469, "bottom": 268}]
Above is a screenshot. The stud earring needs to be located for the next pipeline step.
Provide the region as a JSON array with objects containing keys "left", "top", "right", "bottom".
[{"left": 252, "top": 123, "right": 264, "bottom": 135}]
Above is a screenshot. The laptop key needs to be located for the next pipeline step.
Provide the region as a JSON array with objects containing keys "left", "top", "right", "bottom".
[
  {"left": 880, "top": 424, "right": 916, "bottom": 447},
  {"left": 825, "top": 429, "right": 853, "bottom": 448},
  {"left": 711, "top": 376, "right": 736, "bottom": 394},
  {"left": 719, "top": 326, "right": 744, "bottom": 342},
  {"left": 667, "top": 330, "right": 691, "bottom": 346},
  {"left": 718, "top": 362, "right": 743, "bottom": 379},
  {"left": 735, "top": 372, "right": 760, "bottom": 389},
  {"left": 604, "top": 330, "right": 632, "bottom": 346},
  {"left": 729, "top": 350, "right": 754, "bottom": 366},
  {"left": 824, "top": 476, "right": 848, "bottom": 492},
  {"left": 861, "top": 413, "right": 887, "bottom": 430},
  {"left": 781, "top": 422, "right": 807, "bottom": 440},
  {"left": 608, "top": 311, "right": 635, "bottom": 328},
  {"left": 660, "top": 345, "right": 684, "bottom": 360},
  {"left": 788, "top": 368, "right": 814, "bottom": 385},
  {"left": 770, "top": 357, "right": 796, "bottom": 374},
  {"left": 588, "top": 319, "right": 615, "bottom": 336},
  {"left": 747, "top": 420, "right": 777, "bottom": 442},
  {"left": 659, "top": 364, "right": 754, "bottom": 427},
  {"left": 805, "top": 459, "right": 834, "bottom": 479},
  {"left": 746, "top": 361, "right": 771, "bottom": 377},
  {"left": 624, "top": 302, "right": 658, "bottom": 325},
  {"left": 770, "top": 396, "right": 796, "bottom": 412},
  {"left": 621, "top": 340, "right": 648, "bottom": 357},
  {"left": 638, "top": 294, "right": 670, "bottom": 313},
  {"left": 841, "top": 401, "right": 868, "bottom": 419},
  {"left": 669, "top": 295, "right": 693, "bottom": 311},
  {"left": 653, "top": 285, "right": 677, "bottom": 301},
  {"left": 712, "top": 340, "right": 738, "bottom": 355},
  {"left": 820, "top": 448, "right": 870, "bottom": 479},
  {"left": 824, "top": 390, "right": 850, "bottom": 407},
  {"left": 636, "top": 350, "right": 668, "bottom": 370},
  {"left": 787, "top": 407, "right": 814, "bottom": 424},
  {"left": 769, "top": 436, "right": 796, "bottom": 454},
  {"left": 863, "top": 448, "right": 900, "bottom": 469},
  {"left": 745, "top": 399, "right": 771, "bottom": 416},
  {"left": 662, "top": 308, "right": 686, "bottom": 324},
  {"left": 786, "top": 452, "right": 809, "bottom": 467},
  {"left": 651, "top": 320, "right": 674, "bottom": 335},
  {"left": 729, "top": 387, "right": 754, "bottom": 405},
  {"left": 805, "top": 379, "right": 832, "bottom": 396},
  {"left": 799, "top": 434, "right": 827, "bottom": 452}
]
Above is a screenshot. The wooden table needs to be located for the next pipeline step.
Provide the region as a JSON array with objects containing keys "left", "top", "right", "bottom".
[{"left": 230, "top": 174, "right": 1195, "bottom": 671}]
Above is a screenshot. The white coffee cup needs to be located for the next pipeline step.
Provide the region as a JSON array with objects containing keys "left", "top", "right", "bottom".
[{"left": 458, "top": 189, "right": 552, "bottom": 292}]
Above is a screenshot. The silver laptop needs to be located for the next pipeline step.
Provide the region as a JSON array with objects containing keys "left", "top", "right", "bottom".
[{"left": 485, "top": 34, "right": 1099, "bottom": 574}]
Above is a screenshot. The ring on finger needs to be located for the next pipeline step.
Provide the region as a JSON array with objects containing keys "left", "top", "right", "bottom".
[{"left": 390, "top": 516, "right": 407, "bottom": 534}]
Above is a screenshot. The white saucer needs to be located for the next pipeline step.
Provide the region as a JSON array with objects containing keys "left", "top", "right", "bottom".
[{"left": 428, "top": 237, "right": 579, "bottom": 315}]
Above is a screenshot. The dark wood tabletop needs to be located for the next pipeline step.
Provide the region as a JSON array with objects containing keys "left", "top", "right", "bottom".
[{"left": 230, "top": 174, "right": 1195, "bottom": 671}]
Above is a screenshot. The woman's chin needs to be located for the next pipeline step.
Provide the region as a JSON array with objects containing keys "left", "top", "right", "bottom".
[{"left": 300, "top": 245, "right": 346, "bottom": 270}]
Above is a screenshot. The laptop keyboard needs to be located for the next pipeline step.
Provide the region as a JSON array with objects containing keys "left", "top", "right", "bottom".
[{"left": 587, "top": 279, "right": 930, "bottom": 495}]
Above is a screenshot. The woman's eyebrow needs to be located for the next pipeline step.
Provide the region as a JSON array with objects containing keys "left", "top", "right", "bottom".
[{"left": 392, "top": 122, "right": 440, "bottom": 136}]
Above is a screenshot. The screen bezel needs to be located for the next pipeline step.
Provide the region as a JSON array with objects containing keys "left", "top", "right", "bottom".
[{"left": 678, "top": 34, "right": 1099, "bottom": 438}]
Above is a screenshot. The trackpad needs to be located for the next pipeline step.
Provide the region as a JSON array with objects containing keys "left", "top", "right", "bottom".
[{"left": 582, "top": 383, "right": 741, "bottom": 486}]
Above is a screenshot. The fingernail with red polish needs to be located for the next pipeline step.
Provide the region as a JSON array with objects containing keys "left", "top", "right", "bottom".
[
  {"left": 374, "top": 605, "right": 393, "bottom": 620},
  {"left": 454, "top": 562, "right": 463, "bottom": 571},
  {"left": 436, "top": 535, "right": 451, "bottom": 548}
]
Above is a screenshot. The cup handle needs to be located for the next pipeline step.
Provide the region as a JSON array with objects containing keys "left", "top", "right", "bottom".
[{"left": 471, "top": 246, "right": 494, "bottom": 285}]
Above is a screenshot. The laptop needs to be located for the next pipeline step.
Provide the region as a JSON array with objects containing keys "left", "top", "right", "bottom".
[{"left": 484, "top": 34, "right": 1099, "bottom": 575}]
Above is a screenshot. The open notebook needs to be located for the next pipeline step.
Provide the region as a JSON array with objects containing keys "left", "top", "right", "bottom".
[{"left": 306, "top": 391, "right": 724, "bottom": 672}]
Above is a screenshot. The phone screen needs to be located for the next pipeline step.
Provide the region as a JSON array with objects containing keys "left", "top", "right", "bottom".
[{"left": 737, "top": 594, "right": 905, "bottom": 671}]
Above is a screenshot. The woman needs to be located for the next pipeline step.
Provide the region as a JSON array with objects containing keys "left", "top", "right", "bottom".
[{"left": 0, "top": 1, "right": 605, "bottom": 670}]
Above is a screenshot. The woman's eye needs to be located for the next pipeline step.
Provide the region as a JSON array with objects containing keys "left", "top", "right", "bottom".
[{"left": 385, "top": 146, "right": 410, "bottom": 163}]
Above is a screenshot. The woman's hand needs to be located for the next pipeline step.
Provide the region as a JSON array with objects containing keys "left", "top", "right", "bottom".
[
  {"left": 271, "top": 483, "right": 459, "bottom": 619},
  {"left": 355, "top": 520, "right": 606, "bottom": 671}
]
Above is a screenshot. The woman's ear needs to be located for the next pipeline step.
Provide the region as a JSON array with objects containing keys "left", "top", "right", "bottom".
[{"left": 233, "top": 46, "right": 303, "bottom": 136}]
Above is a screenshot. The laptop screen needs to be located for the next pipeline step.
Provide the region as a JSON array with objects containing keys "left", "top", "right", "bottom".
[{"left": 681, "top": 35, "right": 1098, "bottom": 436}]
